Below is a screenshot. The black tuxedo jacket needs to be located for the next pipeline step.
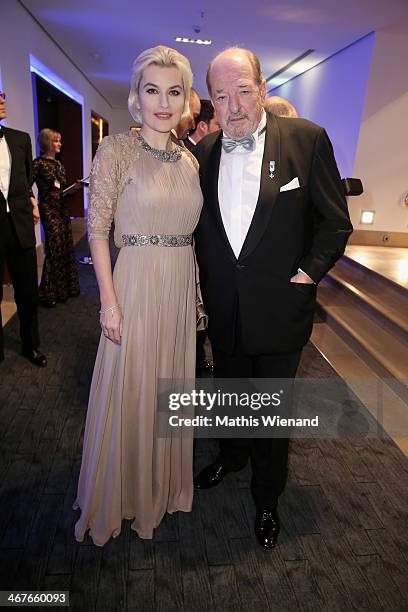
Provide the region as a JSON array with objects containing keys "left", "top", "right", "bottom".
[
  {"left": 182, "top": 137, "right": 196, "bottom": 153},
  {"left": 194, "top": 113, "right": 353, "bottom": 355},
  {"left": 0, "top": 126, "right": 36, "bottom": 249}
]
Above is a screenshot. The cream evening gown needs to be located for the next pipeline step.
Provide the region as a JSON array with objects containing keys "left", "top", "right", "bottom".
[{"left": 74, "top": 131, "right": 203, "bottom": 545}]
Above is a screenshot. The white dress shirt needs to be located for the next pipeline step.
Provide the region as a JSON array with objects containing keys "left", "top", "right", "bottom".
[
  {"left": 0, "top": 133, "right": 11, "bottom": 213},
  {"left": 218, "top": 111, "right": 266, "bottom": 258}
]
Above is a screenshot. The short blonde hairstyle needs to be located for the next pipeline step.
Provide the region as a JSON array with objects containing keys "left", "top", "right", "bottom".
[
  {"left": 264, "top": 96, "right": 298, "bottom": 118},
  {"left": 38, "top": 128, "right": 57, "bottom": 154},
  {"left": 128, "top": 45, "right": 193, "bottom": 123}
]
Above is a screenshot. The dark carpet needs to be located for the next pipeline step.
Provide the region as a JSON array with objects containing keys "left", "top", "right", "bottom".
[{"left": 0, "top": 237, "right": 407, "bottom": 611}]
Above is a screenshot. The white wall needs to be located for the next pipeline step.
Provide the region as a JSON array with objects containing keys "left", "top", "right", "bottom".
[
  {"left": 110, "top": 108, "right": 133, "bottom": 135},
  {"left": 351, "top": 28, "right": 408, "bottom": 232},
  {"left": 272, "top": 29, "right": 408, "bottom": 234},
  {"left": 271, "top": 34, "right": 374, "bottom": 179},
  {"left": 0, "top": 0, "right": 129, "bottom": 222}
]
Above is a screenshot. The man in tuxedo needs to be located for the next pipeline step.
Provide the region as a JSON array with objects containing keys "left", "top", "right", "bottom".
[
  {"left": 182, "top": 99, "right": 219, "bottom": 372},
  {"left": 176, "top": 87, "right": 201, "bottom": 141},
  {"left": 0, "top": 93, "right": 47, "bottom": 366},
  {"left": 193, "top": 48, "right": 352, "bottom": 549},
  {"left": 183, "top": 99, "right": 220, "bottom": 153}
]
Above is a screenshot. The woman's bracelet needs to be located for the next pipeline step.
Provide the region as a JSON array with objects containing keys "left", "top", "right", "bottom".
[{"left": 99, "top": 304, "right": 120, "bottom": 316}]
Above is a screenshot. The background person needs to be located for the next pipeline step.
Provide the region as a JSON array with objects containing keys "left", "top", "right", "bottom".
[
  {"left": 183, "top": 99, "right": 220, "bottom": 152},
  {"left": 0, "top": 92, "right": 46, "bottom": 367},
  {"left": 264, "top": 95, "right": 298, "bottom": 118},
  {"left": 176, "top": 87, "right": 201, "bottom": 140},
  {"left": 32, "top": 129, "right": 80, "bottom": 307},
  {"left": 182, "top": 98, "right": 220, "bottom": 372}
]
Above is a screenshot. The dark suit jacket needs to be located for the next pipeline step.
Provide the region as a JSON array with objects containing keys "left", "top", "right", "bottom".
[
  {"left": 182, "top": 137, "right": 196, "bottom": 153},
  {"left": 0, "top": 126, "right": 36, "bottom": 249},
  {"left": 194, "top": 113, "right": 353, "bottom": 355}
]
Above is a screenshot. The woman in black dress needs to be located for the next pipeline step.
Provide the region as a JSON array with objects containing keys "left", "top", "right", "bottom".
[{"left": 32, "top": 129, "right": 80, "bottom": 307}]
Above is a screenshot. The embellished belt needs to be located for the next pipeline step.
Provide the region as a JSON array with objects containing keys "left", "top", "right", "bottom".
[{"left": 122, "top": 233, "right": 192, "bottom": 247}]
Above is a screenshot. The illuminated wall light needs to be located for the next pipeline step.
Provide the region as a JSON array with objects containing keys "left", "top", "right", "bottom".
[
  {"left": 360, "top": 210, "right": 375, "bottom": 225},
  {"left": 98, "top": 118, "right": 103, "bottom": 144},
  {"left": 29, "top": 54, "right": 87, "bottom": 209},
  {"left": 175, "top": 37, "right": 212, "bottom": 45},
  {"left": 30, "top": 54, "right": 84, "bottom": 105},
  {"left": 266, "top": 50, "right": 316, "bottom": 92}
]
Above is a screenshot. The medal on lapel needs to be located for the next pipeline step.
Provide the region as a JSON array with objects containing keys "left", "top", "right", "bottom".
[{"left": 269, "top": 161, "right": 275, "bottom": 179}]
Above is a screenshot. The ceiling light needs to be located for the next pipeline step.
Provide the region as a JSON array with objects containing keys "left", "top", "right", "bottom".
[
  {"left": 360, "top": 210, "right": 375, "bottom": 225},
  {"left": 266, "top": 50, "right": 315, "bottom": 90},
  {"left": 175, "top": 37, "right": 212, "bottom": 45}
]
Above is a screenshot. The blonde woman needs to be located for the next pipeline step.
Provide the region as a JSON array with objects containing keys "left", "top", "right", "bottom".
[
  {"left": 74, "top": 46, "right": 203, "bottom": 545},
  {"left": 32, "top": 129, "right": 80, "bottom": 306}
]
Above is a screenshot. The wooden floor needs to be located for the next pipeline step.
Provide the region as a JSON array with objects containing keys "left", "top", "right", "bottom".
[{"left": 0, "top": 239, "right": 408, "bottom": 610}]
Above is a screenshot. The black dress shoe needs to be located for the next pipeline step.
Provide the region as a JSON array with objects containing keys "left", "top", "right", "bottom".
[
  {"left": 196, "top": 359, "right": 214, "bottom": 373},
  {"left": 254, "top": 508, "right": 280, "bottom": 550},
  {"left": 194, "top": 461, "right": 231, "bottom": 489},
  {"left": 203, "top": 360, "right": 214, "bottom": 373},
  {"left": 23, "top": 349, "right": 47, "bottom": 367}
]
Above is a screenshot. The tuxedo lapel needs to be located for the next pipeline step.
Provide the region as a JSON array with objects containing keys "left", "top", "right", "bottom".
[
  {"left": 205, "top": 132, "right": 237, "bottom": 263},
  {"left": 239, "top": 114, "right": 281, "bottom": 262}
]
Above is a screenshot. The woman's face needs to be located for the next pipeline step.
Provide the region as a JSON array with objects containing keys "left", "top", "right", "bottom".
[
  {"left": 51, "top": 133, "right": 62, "bottom": 154},
  {"left": 136, "top": 65, "right": 185, "bottom": 134}
]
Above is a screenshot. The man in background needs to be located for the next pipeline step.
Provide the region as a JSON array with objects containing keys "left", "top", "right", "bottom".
[
  {"left": 182, "top": 99, "right": 220, "bottom": 372},
  {"left": 0, "top": 92, "right": 47, "bottom": 366},
  {"left": 183, "top": 99, "right": 220, "bottom": 152},
  {"left": 264, "top": 95, "right": 298, "bottom": 118},
  {"left": 176, "top": 88, "right": 201, "bottom": 141}
]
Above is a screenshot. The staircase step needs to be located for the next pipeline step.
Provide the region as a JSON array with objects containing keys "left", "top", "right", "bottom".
[
  {"left": 311, "top": 323, "right": 408, "bottom": 454},
  {"left": 339, "top": 253, "right": 407, "bottom": 294},
  {"left": 317, "top": 284, "right": 408, "bottom": 382},
  {"left": 344, "top": 246, "right": 408, "bottom": 291},
  {"left": 333, "top": 253, "right": 407, "bottom": 311},
  {"left": 323, "top": 272, "right": 408, "bottom": 337}
]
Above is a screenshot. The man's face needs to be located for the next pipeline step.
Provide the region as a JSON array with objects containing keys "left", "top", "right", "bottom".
[
  {"left": 0, "top": 94, "right": 6, "bottom": 121},
  {"left": 208, "top": 114, "right": 220, "bottom": 133},
  {"left": 209, "top": 52, "right": 266, "bottom": 139},
  {"left": 177, "top": 91, "right": 201, "bottom": 140}
]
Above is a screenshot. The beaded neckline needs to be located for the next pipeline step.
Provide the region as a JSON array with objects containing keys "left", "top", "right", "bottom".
[{"left": 134, "top": 131, "right": 182, "bottom": 163}]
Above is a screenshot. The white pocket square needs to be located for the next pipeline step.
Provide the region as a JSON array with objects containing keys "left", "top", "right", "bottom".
[{"left": 280, "top": 177, "right": 300, "bottom": 192}]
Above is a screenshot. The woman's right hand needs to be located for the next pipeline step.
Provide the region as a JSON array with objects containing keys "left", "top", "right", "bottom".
[{"left": 100, "top": 304, "right": 123, "bottom": 345}]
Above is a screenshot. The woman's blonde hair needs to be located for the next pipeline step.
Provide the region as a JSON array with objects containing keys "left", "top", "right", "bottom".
[
  {"left": 128, "top": 45, "right": 193, "bottom": 123},
  {"left": 38, "top": 128, "right": 58, "bottom": 154}
]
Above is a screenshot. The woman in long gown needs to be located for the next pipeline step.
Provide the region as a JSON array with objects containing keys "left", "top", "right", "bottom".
[
  {"left": 32, "top": 129, "right": 80, "bottom": 306},
  {"left": 74, "top": 46, "right": 203, "bottom": 545}
]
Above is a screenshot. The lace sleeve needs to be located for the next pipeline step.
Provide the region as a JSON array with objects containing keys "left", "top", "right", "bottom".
[{"left": 87, "top": 136, "right": 118, "bottom": 240}]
